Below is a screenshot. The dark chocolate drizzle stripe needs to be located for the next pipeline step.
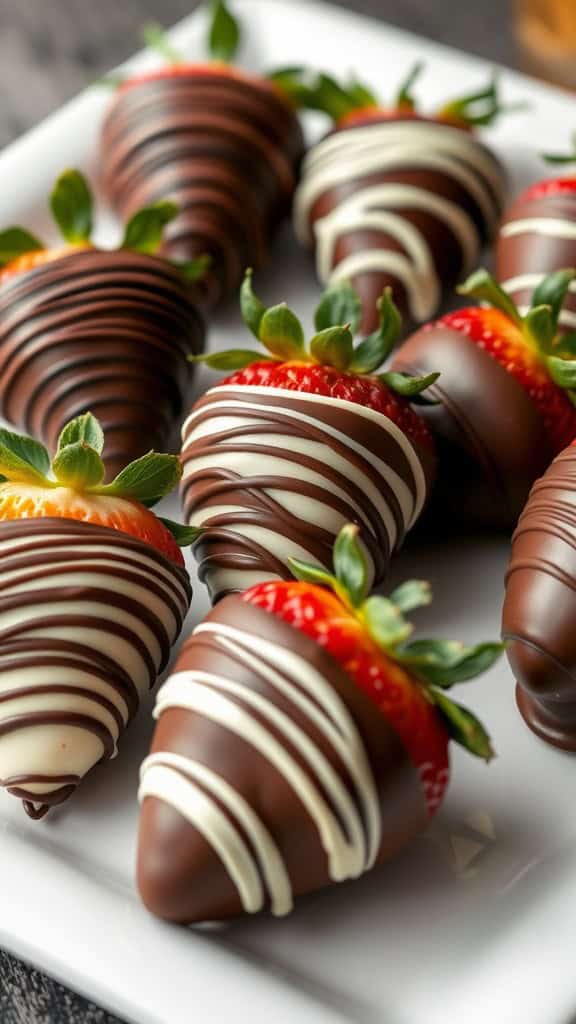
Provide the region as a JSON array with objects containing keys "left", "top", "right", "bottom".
[
  {"left": 137, "top": 595, "right": 426, "bottom": 923},
  {"left": 294, "top": 116, "right": 506, "bottom": 333},
  {"left": 502, "top": 444, "right": 576, "bottom": 750},
  {"left": 496, "top": 192, "right": 576, "bottom": 331},
  {"left": 180, "top": 385, "right": 432, "bottom": 601},
  {"left": 0, "top": 249, "right": 204, "bottom": 478},
  {"left": 0, "top": 518, "right": 191, "bottom": 817},
  {"left": 100, "top": 71, "right": 305, "bottom": 303}
]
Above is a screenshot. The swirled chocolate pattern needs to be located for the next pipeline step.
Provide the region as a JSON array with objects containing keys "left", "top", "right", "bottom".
[
  {"left": 0, "top": 517, "right": 191, "bottom": 818},
  {"left": 295, "top": 118, "right": 506, "bottom": 332},
  {"left": 180, "top": 385, "right": 435, "bottom": 601},
  {"left": 100, "top": 72, "right": 304, "bottom": 306},
  {"left": 503, "top": 444, "right": 576, "bottom": 749},
  {"left": 497, "top": 190, "right": 576, "bottom": 330},
  {"left": 0, "top": 249, "right": 204, "bottom": 479},
  {"left": 137, "top": 595, "right": 425, "bottom": 922}
]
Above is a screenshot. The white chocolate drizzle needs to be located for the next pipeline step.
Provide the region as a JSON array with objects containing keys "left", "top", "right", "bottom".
[{"left": 139, "top": 618, "right": 382, "bottom": 917}]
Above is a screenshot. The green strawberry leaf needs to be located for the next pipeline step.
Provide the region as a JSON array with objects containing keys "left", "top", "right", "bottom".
[
  {"left": 362, "top": 595, "right": 413, "bottom": 648},
  {"left": 394, "top": 61, "right": 423, "bottom": 110},
  {"left": 288, "top": 558, "right": 338, "bottom": 589},
  {"left": 310, "top": 325, "right": 354, "bottom": 370},
  {"left": 97, "top": 452, "right": 182, "bottom": 505},
  {"left": 402, "top": 639, "right": 504, "bottom": 687},
  {"left": 0, "top": 427, "right": 51, "bottom": 477},
  {"left": 349, "top": 288, "right": 402, "bottom": 373},
  {"left": 267, "top": 67, "right": 319, "bottom": 108},
  {"left": 259, "top": 303, "right": 306, "bottom": 360},
  {"left": 429, "top": 688, "right": 495, "bottom": 761},
  {"left": 0, "top": 428, "right": 51, "bottom": 484},
  {"left": 389, "top": 580, "right": 431, "bottom": 613},
  {"left": 189, "top": 349, "right": 266, "bottom": 370},
  {"left": 542, "top": 135, "right": 576, "bottom": 165},
  {"left": 121, "top": 200, "right": 179, "bottom": 254},
  {"left": 380, "top": 371, "right": 440, "bottom": 397},
  {"left": 172, "top": 254, "right": 212, "bottom": 282},
  {"left": 50, "top": 169, "right": 93, "bottom": 244},
  {"left": 531, "top": 269, "right": 576, "bottom": 331},
  {"left": 458, "top": 268, "right": 523, "bottom": 326},
  {"left": 240, "top": 268, "right": 267, "bottom": 339},
  {"left": 314, "top": 281, "right": 362, "bottom": 333},
  {"left": 439, "top": 74, "right": 524, "bottom": 128},
  {"left": 302, "top": 73, "right": 358, "bottom": 119},
  {"left": 554, "top": 331, "right": 576, "bottom": 357},
  {"left": 57, "top": 412, "right": 104, "bottom": 455},
  {"left": 142, "top": 22, "right": 183, "bottom": 64},
  {"left": 52, "top": 442, "right": 105, "bottom": 489},
  {"left": 346, "top": 77, "right": 379, "bottom": 109},
  {"left": 547, "top": 355, "right": 576, "bottom": 390},
  {"left": 333, "top": 523, "right": 369, "bottom": 607},
  {"left": 523, "top": 304, "right": 556, "bottom": 353},
  {"left": 0, "top": 227, "right": 45, "bottom": 266},
  {"left": 208, "top": 0, "right": 240, "bottom": 63},
  {"left": 157, "top": 518, "right": 203, "bottom": 547}
]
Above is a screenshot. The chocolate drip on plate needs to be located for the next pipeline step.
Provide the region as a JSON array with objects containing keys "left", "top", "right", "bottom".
[
  {"left": 503, "top": 444, "right": 576, "bottom": 749},
  {"left": 0, "top": 248, "right": 204, "bottom": 478}
]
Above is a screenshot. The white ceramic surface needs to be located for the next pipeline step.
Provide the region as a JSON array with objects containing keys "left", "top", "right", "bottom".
[{"left": 0, "top": 3, "right": 575, "bottom": 1023}]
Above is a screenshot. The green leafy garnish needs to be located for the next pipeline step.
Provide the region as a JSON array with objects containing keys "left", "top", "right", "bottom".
[
  {"left": 121, "top": 200, "right": 179, "bottom": 255},
  {"left": 208, "top": 0, "right": 240, "bottom": 63},
  {"left": 50, "top": 169, "right": 93, "bottom": 244},
  {"left": 0, "top": 227, "right": 44, "bottom": 267},
  {"left": 289, "top": 523, "right": 501, "bottom": 761}
]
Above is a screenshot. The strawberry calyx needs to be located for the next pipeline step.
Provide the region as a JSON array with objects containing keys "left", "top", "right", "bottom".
[
  {"left": 541, "top": 133, "right": 576, "bottom": 166},
  {"left": 272, "top": 65, "right": 517, "bottom": 129},
  {"left": 0, "top": 169, "right": 210, "bottom": 283},
  {"left": 458, "top": 267, "right": 576, "bottom": 405},
  {"left": 288, "top": 524, "right": 500, "bottom": 760},
  {"left": 0, "top": 412, "right": 200, "bottom": 548},
  {"left": 191, "top": 269, "right": 439, "bottom": 400}
]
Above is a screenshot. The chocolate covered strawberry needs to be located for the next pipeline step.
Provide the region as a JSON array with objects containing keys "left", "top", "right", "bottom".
[
  {"left": 392, "top": 268, "right": 576, "bottom": 528},
  {"left": 497, "top": 139, "right": 576, "bottom": 331},
  {"left": 100, "top": 0, "right": 305, "bottom": 307},
  {"left": 138, "top": 523, "right": 500, "bottom": 923},
  {"left": 0, "top": 169, "right": 205, "bottom": 479},
  {"left": 503, "top": 440, "right": 576, "bottom": 751},
  {"left": 0, "top": 413, "right": 197, "bottom": 819},
  {"left": 182, "top": 270, "right": 438, "bottom": 601},
  {"left": 292, "top": 64, "right": 511, "bottom": 333}
]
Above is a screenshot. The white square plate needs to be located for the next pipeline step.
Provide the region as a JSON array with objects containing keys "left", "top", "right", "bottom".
[{"left": 1, "top": 3, "right": 575, "bottom": 1023}]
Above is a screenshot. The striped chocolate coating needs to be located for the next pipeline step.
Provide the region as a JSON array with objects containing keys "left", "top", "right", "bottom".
[
  {"left": 100, "top": 71, "right": 305, "bottom": 307},
  {"left": 180, "top": 384, "right": 435, "bottom": 601},
  {"left": 496, "top": 189, "right": 576, "bottom": 331},
  {"left": 137, "top": 594, "right": 425, "bottom": 923},
  {"left": 0, "top": 517, "right": 191, "bottom": 817},
  {"left": 503, "top": 444, "right": 576, "bottom": 750},
  {"left": 0, "top": 249, "right": 204, "bottom": 479},
  {"left": 294, "top": 116, "right": 506, "bottom": 333}
]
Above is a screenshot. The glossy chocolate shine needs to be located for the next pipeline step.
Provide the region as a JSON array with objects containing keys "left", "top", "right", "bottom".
[
  {"left": 137, "top": 595, "right": 426, "bottom": 923},
  {"left": 503, "top": 445, "right": 576, "bottom": 749},
  {"left": 0, "top": 249, "right": 204, "bottom": 478},
  {"left": 0, "top": 517, "right": 191, "bottom": 817},
  {"left": 100, "top": 71, "right": 305, "bottom": 305},
  {"left": 392, "top": 325, "right": 554, "bottom": 529}
]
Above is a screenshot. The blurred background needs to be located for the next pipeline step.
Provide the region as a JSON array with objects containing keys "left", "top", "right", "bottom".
[{"left": 0, "top": 0, "right": 535, "bottom": 150}]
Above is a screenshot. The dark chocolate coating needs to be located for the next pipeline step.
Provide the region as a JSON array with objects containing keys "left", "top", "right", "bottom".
[
  {"left": 503, "top": 444, "right": 576, "bottom": 749},
  {"left": 496, "top": 190, "right": 576, "bottom": 327},
  {"left": 299, "top": 115, "right": 506, "bottom": 334},
  {"left": 137, "top": 595, "right": 426, "bottom": 923},
  {"left": 0, "top": 249, "right": 204, "bottom": 478},
  {"left": 100, "top": 71, "right": 305, "bottom": 307},
  {"left": 392, "top": 324, "right": 554, "bottom": 529}
]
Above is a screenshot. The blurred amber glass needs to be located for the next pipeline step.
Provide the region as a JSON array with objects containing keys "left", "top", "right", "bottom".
[{"left": 515, "top": 0, "right": 576, "bottom": 89}]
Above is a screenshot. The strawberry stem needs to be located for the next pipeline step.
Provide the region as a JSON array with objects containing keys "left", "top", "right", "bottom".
[{"left": 289, "top": 524, "right": 502, "bottom": 760}]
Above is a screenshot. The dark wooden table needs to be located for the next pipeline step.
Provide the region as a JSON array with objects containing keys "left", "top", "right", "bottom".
[{"left": 0, "top": 1, "right": 516, "bottom": 1021}]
